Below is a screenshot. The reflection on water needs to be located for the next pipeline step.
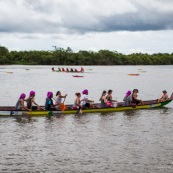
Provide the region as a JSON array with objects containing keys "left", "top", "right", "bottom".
[{"left": 0, "top": 109, "right": 173, "bottom": 173}]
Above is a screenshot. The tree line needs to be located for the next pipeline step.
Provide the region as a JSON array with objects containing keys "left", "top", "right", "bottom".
[{"left": 0, "top": 45, "right": 173, "bottom": 65}]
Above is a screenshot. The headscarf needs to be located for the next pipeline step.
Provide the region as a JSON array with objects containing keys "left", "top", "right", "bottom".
[
  {"left": 47, "top": 91, "right": 53, "bottom": 98},
  {"left": 126, "top": 90, "right": 131, "bottom": 96},
  {"left": 29, "top": 91, "right": 35, "bottom": 97},
  {"left": 19, "top": 93, "right": 26, "bottom": 99},
  {"left": 82, "top": 89, "right": 88, "bottom": 95}
]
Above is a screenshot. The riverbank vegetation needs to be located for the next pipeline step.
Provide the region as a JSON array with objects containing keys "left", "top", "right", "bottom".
[{"left": 0, "top": 45, "right": 173, "bottom": 65}]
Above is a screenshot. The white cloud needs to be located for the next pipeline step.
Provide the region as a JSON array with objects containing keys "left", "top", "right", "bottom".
[
  {"left": 134, "top": 0, "right": 173, "bottom": 13},
  {"left": 0, "top": 0, "right": 173, "bottom": 53},
  {"left": 1, "top": 30, "right": 173, "bottom": 54}
]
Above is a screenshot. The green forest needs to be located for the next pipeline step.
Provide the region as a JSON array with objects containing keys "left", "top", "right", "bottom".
[{"left": 0, "top": 45, "right": 173, "bottom": 65}]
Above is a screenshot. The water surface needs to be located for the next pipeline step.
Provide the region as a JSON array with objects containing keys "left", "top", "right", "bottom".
[{"left": 0, "top": 65, "right": 173, "bottom": 173}]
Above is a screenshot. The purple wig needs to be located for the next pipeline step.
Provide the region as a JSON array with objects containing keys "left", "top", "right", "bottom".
[
  {"left": 47, "top": 91, "right": 53, "bottom": 98},
  {"left": 30, "top": 91, "right": 35, "bottom": 97},
  {"left": 19, "top": 93, "right": 26, "bottom": 99},
  {"left": 126, "top": 90, "right": 131, "bottom": 96},
  {"left": 82, "top": 89, "right": 88, "bottom": 95}
]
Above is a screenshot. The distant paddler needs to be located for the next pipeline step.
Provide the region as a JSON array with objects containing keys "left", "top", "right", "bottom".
[
  {"left": 80, "top": 67, "right": 84, "bottom": 72},
  {"left": 52, "top": 67, "right": 55, "bottom": 72}
]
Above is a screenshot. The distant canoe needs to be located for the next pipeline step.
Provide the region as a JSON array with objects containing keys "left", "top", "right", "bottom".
[
  {"left": 6, "top": 72, "right": 13, "bottom": 74},
  {"left": 52, "top": 67, "right": 84, "bottom": 73},
  {"left": 128, "top": 74, "right": 140, "bottom": 76},
  {"left": 73, "top": 75, "right": 84, "bottom": 77},
  {"left": 0, "top": 71, "right": 13, "bottom": 74}
]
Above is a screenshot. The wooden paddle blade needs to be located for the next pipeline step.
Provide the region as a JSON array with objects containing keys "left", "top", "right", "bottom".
[{"left": 59, "top": 104, "right": 66, "bottom": 111}]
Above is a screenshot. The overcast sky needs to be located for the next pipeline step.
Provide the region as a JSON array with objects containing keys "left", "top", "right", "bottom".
[{"left": 0, "top": 0, "right": 173, "bottom": 54}]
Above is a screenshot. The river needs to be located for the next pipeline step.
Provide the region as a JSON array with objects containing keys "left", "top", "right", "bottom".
[{"left": 0, "top": 65, "right": 173, "bottom": 173}]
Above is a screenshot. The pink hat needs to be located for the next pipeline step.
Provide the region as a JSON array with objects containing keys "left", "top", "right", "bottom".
[
  {"left": 82, "top": 89, "right": 88, "bottom": 95},
  {"left": 19, "top": 93, "right": 26, "bottom": 99},
  {"left": 126, "top": 90, "right": 131, "bottom": 96}
]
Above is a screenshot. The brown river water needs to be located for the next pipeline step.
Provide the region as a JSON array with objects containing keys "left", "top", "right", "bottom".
[{"left": 0, "top": 65, "right": 173, "bottom": 173}]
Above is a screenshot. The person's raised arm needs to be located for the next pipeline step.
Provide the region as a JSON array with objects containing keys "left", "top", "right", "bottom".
[{"left": 60, "top": 94, "right": 67, "bottom": 98}]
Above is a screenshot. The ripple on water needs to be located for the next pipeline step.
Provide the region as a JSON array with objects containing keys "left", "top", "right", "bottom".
[{"left": 0, "top": 109, "right": 173, "bottom": 172}]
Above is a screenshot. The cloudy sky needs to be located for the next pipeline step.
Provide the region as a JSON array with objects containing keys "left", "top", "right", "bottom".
[{"left": 0, "top": 0, "right": 173, "bottom": 54}]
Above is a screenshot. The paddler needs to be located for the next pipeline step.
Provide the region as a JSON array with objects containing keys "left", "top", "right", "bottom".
[
  {"left": 15, "top": 93, "right": 31, "bottom": 111},
  {"left": 45, "top": 92, "right": 55, "bottom": 110},
  {"left": 73, "top": 92, "right": 82, "bottom": 109},
  {"left": 158, "top": 90, "right": 168, "bottom": 102},
  {"left": 99, "top": 90, "right": 109, "bottom": 108},
  {"left": 123, "top": 90, "right": 132, "bottom": 106},
  {"left": 131, "top": 89, "right": 143, "bottom": 106},
  {"left": 106, "top": 90, "right": 117, "bottom": 106},
  {"left": 54, "top": 91, "right": 67, "bottom": 109},
  {"left": 81, "top": 67, "right": 84, "bottom": 72},
  {"left": 80, "top": 89, "right": 94, "bottom": 108},
  {"left": 26, "top": 91, "right": 41, "bottom": 110}
]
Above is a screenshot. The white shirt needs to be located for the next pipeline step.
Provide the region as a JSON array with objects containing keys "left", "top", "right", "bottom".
[
  {"left": 54, "top": 96, "right": 62, "bottom": 104},
  {"left": 80, "top": 94, "right": 88, "bottom": 106}
]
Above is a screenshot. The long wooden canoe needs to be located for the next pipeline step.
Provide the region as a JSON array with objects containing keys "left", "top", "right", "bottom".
[
  {"left": 52, "top": 67, "right": 84, "bottom": 73},
  {"left": 0, "top": 93, "right": 172, "bottom": 117},
  {"left": 52, "top": 70, "right": 84, "bottom": 73}
]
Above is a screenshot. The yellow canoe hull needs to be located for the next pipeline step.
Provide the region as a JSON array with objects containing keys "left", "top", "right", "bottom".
[{"left": 3, "top": 103, "right": 162, "bottom": 117}]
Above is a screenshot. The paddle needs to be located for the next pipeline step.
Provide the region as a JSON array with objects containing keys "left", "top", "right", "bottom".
[
  {"left": 76, "top": 106, "right": 82, "bottom": 114},
  {"left": 59, "top": 97, "right": 66, "bottom": 111},
  {"left": 131, "top": 103, "right": 136, "bottom": 108}
]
